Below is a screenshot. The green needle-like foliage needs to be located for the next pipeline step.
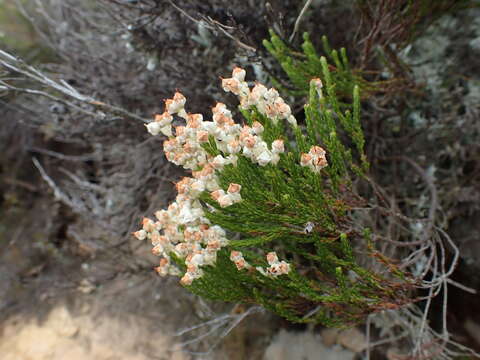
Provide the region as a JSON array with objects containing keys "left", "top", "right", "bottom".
[{"left": 263, "top": 30, "right": 378, "bottom": 99}]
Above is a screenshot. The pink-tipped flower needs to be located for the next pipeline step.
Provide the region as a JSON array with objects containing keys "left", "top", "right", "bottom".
[
  {"left": 227, "top": 140, "right": 241, "bottom": 154},
  {"left": 266, "top": 252, "right": 279, "bottom": 265},
  {"left": 275, "top": 101, "right": 291, "bottom": 119},
  {"left": 180, "top": 272, "right": 194, "bottom": 286},
  {"left": 232, "top": 67, "right": 246, "bottom": 82},
  {"left": 250, "top": 83, "right": 268, "bottom": 102},
  {"left": 222, "top": 78, "right": 241, "bottom": 95},
  {"left": 227, "top": 183, "right": 241, "bottom": 194},
  {"left": 230, "top": 250, "right": 251, "bottom": 270},
  {"left": 227, "top": 183, "right": 242, "bottom": 203},
  {"left": 218, "top": 194, "right": 234, "bottom": 208},
  {"left": 301, "top": 145, "right": 328, "bottom": 173},
  {"left": 155, "top": 258, "right": 170, "bottom": 276},
  {"left": 252, "top": 121, "right": 264, "bottom": 135},
  {"left": 244, "top": 135, "right": 257, "bottom": 148},
  {"left": 211, "top": 189, "right": 225, "bottom": 201},
  {"left": 310, "top": 78, "right": 323, "bottom": 98},
  {"left": 271, "top": 139, "right": 285, "bottom": 154},
  {"left": 151, "top": 244, "right": 164, "bottom": 256},
  {"left": 310, "top": 145, "right": 326, "bottom": 157},
  {"left": 142, "top": 218, "right": 156, "bottom": 232},
  {"left": 163, "top": 138, "right": 177, "bottom": 152},
  {"left": 133, "top": 229, "right": 147, "bottom": 240},
  {"left": 154, "top": 112, "right": 173, "bottom": 126},
  {"left": 165, "top": 92, "right": 186, "bottom": 115},
  {"left": 196, "top": 130, "right": 209, "bottom": 143},
  {"left": 300, "top": 153, "right": 313, "bottom": 167},
  {"left": 212, "top": 102, "right": 228, "bottom": 116}
]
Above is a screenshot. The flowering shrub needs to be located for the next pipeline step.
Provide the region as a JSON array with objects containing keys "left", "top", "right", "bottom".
[
  {"left": 263, "top": 31, "right": 401, "bottom": 98},
  {"left": 134, "top": 60, "right": 415, "bottom": 327}
]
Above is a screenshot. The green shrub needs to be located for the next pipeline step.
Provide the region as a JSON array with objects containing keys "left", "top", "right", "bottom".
[{"left": 134, "top": 53, "right": 415, "bottom": 327}]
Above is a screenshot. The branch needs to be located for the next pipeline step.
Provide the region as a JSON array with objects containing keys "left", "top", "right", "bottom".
[
  {"left": 0, "top": 49, "right": 150, "bottom": 123},
  {"left": 289, "top": 0, "right": 314, "bottom": 43}
]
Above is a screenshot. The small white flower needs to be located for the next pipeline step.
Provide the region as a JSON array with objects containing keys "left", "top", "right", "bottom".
[
  {"left": 160, "top": 125, "right": 172, "bottom": 137},
  {"left": 190, "top": 180, "right": 205, "bottom": 196},
  {"left": 271, "top": 139, "right": 285, "bottom": 154},
  {"left": 227, "top": 140, "right": 241, "bottom": 154},
  {"left": 271, "top": 153, "right": 280, "bottom": 165},
  {"left": 227, "top": 183, "right": 242, "bottom": 203},
  {"left": 211, "top": 155, "right": 227, "bottom": 169},
  {"left": 145, "top": 122, "right": 162, "bottom": 136},
  {"left": 250, "top": 83, "right": 268, "bottom": 101},
  {"left": 232, "top": 67, "right": 246, "bottom": 82},
  {"left": 265, "top": 88, "right": 279, "bottom": 102},
  {"left": 154, "top": 112, "right": 173, "bottom": 126},
  {"left": 257, "top": 150, "right": 273, "bottom": 166},
  {"left": 227, "top": 183, "right": 241, "bottom": 194},
  {"left": 190, "top": 253, "right": 205, "bottom": 266},
  {"left": 142, "top": 218, "right": 156, "bottom": 232},
  {"left": 222, "top": 77, "right": 241, "bottom": 95},
  {"left": 133, "top": 229, "right": 147, "bottom": 240},
  {"left": 174, "top": 243, "right": 189, "bottom": 257},
  {"left": 218, "top": 194, "right": 234, "bottom": 208},
  {"left": 226, "top": 154, "right": 238, "bottom": 166},
  {"left": 287, "top": 115, "right": 297, "bottom": 127},
  {"left": 211, "top": 189, "right": 225, "bottom": 201},
  {"left": 180, "top": 272, "right": 194, "bottom": 286},
  {"left": 266, "top": 252, "right": 279, "bottom": 265},
  {"left": 252, "top": 121, "right": 264, "bottom": 135},
  {"left": 196, "top": 130, "right": 209, "bottom": 143},
  {"left": 165, "top": 92, "right": 186, "bottom": 115},
  {"left": 301, "top": 146, "right": 328, "bottom": 173},
  {"left": 178, "top": 205, "right": 196, "bottom": 224}
]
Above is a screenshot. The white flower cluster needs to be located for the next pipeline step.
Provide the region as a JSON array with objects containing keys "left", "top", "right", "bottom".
[
  {"left": 135, "top": 67, "right": 303, "bottom": 285},
  {"left": 211, "top": 183, "right": 242, "bottom": 208},
  {"left": 230, "top": 250, "right": 252, "bottom": 271},
  {"left": 230, "top": 250, "right": 291, "bottom": 277},
  {"left": 135, "top": 67, "right": 296, "bottom": 285},
  {"left": 222, "top": 68, "right": 298, "bottom": 127},
  {"left": 133, "top": 204, "right": 230, "bottom": 285},
  {"left": 148, "top": 93, "right": 287, "bottom": 171},
  {"left": 300, "top": 145, "right": 328, "bottom": 173},
  {"left": 256, "top": 252, "right": 291, "bottom": 277}
]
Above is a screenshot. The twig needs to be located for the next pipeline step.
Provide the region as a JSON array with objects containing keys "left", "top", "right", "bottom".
[
  {"left": 0, "top": 49, "right": 150, "bottom": 123},
  {"left": 446, "top": 278, "right": 476, "bottom": 294},
  {"left": 205, "top": 17, "right": 257, "bottom": 53},
  {"left": 2, "top": 177, "right": 38, "bottom": 192},
  {"left": 365, "top": 314, "right": 371, "bottom": 360},
  {"left": 32, "top": 157, "right": 83, "bottom": 210},
  {"left": 289, "top": 0, "right": 314, "bottom": 43},
  {"left": 28, "top": 147, "right": 97, "bottom": 162},
  {"left": 167, "top": 1, "right": 256, "bottom": 52},
  {"left": 176, "top": 306, "right": 263, "bottom": 355}
]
